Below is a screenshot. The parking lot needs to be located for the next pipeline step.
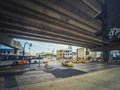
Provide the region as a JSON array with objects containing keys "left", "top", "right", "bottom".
[{"left": 0, "top": 60, "right": 119, "bottom": 89}]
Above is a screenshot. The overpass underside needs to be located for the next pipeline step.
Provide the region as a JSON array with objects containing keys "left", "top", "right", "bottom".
[
  {"left": 0, "top": 0, "right": 105, "bottom": 48},
  {"left": 0, "top": 0, "right": 120, "bottom": 63}
]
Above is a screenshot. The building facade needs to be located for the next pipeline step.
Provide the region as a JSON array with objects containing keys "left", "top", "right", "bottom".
[
  {"left": 63, "top": 49, "right": 72, "bottom": 59},
  {"left": 96, "top": 52, "right": 103, "bottom": 58},
  {"left": 0, "top": 48, "right": 14, "bottom": 54},
  {"left": 77, "top": 48, "right": 97, "bottom": 60},
  {"left": 72, "top": 52, "right": 77, "bottom": 60},
  {"left": 56, "top": 50, "right": 64, "bottom": 60},
  {"left": 110, "top": 50, "right": 120, "bottom": 63}
]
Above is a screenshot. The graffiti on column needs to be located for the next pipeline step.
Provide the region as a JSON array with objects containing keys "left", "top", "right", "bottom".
[{"left": 108, "top": 27, "right": 120, "bottom": 39}]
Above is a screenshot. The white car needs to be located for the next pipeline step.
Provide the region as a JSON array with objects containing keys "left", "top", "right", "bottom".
[{"left": 31, "top": 59, "right": 42, "bottom": 64}]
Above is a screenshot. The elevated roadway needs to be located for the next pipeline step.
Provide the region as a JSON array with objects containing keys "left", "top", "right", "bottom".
[
  {"left": 0, "top": 32, "right": 21, "bottom": 49},
  {"left": 0, "top": 0, "right": 119, "bottom": 62},
  {"left": 0, "top": 0, "right": 104, "bottom": 48}
]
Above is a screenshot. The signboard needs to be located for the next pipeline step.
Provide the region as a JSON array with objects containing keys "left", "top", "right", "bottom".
[
  {"left": 107, "top": 0, "right": 120, "bottom": 41},
  {"left": 108, "top": 27, "right": 120, "bottom": 41}
]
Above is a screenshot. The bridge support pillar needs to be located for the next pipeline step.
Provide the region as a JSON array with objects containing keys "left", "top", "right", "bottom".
[
  {"left": 14, "top": 49, "right": 20, "bottom": 54},
  {"left": 103, "top": 49, "right": 109, "bottom": 63}
]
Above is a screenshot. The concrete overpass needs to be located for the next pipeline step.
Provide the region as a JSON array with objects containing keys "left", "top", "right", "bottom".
[
  {"left": 0, "top": 33, "right": 21, "bottom": 49},
  {"left": 0, "top": 32, "right": 21, "bottom": 54},
  {"left": 0, "top": 0, "right": 119, "bottom": 62},
  {"left": 0, "top": 0, "right": 104, "bottom": 47}
]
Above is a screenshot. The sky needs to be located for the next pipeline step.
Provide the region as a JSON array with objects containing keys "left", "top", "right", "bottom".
[{"left": 14, "top": 39, "right": 81, "bottom": 55}]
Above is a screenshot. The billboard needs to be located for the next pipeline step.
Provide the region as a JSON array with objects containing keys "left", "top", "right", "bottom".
[
  {"left": 107, "top": 0, "right": 120, "bottom": 41},
  {"left": 95, "top": 0, "right": 120, "bottom": 42}
]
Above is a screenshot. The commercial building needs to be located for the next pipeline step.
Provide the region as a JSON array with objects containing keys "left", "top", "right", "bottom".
[
  {"left": 110, "top": 50, "right": 120, "bottom": 63},
  {"left": 56, "top": 50, "right": 64, "bottom": 60},
  {"left": 56, "top": 45, "right": 73, "bottom": 60},
  {"left": 77, "top": 48, "right": 97, "bottom": 60},
  {"left": 72, "top": 52, "right": 77, "bottom": 60},
  {"left": 0, "top": 40, "right": 22, "bottom": 55},
  {"left": 96, "top": 52, "right": 103, "bottom": 58},
  {"left": 0, "top": 48, "right": 14, "bottom": 54},
  {"left": 63, "top": 49, "right": 72, "bottom": 59}
]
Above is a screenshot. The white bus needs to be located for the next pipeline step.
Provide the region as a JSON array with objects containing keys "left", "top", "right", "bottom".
[{"left": 0, "top": 54, "right": 31, "bottom": 67}]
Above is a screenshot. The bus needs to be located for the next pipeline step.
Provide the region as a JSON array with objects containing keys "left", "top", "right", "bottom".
[{"left": 0, "top": 54, "right": 32, "bottom": 67}]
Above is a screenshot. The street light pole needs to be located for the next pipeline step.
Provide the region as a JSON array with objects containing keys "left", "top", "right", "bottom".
[
  {"left": 23, "top": 42, "right": 32, "bottom": 59},
  {"left": 29, "top": 47, "right": 31, "bottom": 56},
  {"left": 38, "top": 55, "right": 40, "bottom": 67}
]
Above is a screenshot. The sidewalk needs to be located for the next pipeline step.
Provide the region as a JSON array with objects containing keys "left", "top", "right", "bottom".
[
  {"left": 0, "top": 65, "right": 27, "bottom": 75},
  {"left": 14, "top": 67, "right": 120, "bottom": 90}
]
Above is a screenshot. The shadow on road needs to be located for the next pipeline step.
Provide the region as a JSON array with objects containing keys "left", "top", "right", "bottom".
[
  {"left": 0, "top": 65, "right": 27, "bottom": 89},
  {"left": 0, "top": 71, "right": 25, "bottom": 89},
  {"left": 4, "top": 75, "right": 18, "bottom": 88},
  {"left": 45, "top": 68, "right": 87, "bottom": 78}
]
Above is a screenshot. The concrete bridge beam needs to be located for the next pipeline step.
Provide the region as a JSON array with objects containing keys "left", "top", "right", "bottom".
[
  {"left": 0, "top": 32, "right": 13, "bottom": 47},
  {"left": 0, "top": 32, "right": 21, "bottom": 54}
]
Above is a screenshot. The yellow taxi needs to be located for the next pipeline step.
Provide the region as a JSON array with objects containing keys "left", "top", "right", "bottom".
[
  {"left": 79, "top": 60, "right": 87, "bottom": 63},
  {"left": 61, "top": 61, "right": 74, "bottom": 67},
  {"left": 72, "top": 60, "right": 80, "bottom": 63},
  {"left": 72, "top": 60, "right": 78, "bottom": 63},
  {"left": 72, "top": 60, "right": 87, "bottom": 63}
]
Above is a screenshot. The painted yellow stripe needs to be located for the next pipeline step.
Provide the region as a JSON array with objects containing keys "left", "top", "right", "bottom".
[{"left": 0, "top": 70, "right": 24, "bottom": 72}]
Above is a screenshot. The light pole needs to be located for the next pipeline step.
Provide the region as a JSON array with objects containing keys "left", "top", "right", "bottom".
[
  {"left": 29, "top": 47, "right": 31, "bottom": 56},
  {"left": 23, "top": 42, "right": 32, "bottom": 59},
  {"left": 38, "top": 55, "right": 40, "bottom": 67}
]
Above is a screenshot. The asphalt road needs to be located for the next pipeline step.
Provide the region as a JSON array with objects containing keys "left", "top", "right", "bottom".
[{"left": 0, "top": 60, "right": 119, "bottom": 89}]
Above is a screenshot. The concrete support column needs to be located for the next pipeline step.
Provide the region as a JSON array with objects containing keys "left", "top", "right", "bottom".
[
  {"left": 14, "top": 49, "right": 19, "bottom": 54},
  {"left": 103, "top": 49, "right": 109, "bottom": 63}
]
